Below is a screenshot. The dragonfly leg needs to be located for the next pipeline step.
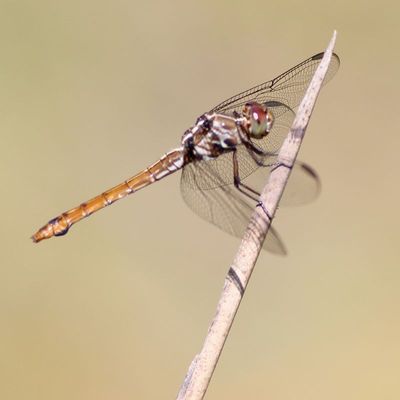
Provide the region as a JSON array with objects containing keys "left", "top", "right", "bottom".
[
  {"left": 232, "top": 150, "right": 273, "bottom": 221},
  {"left": 236, "top": 122, "right": 266, "bottom": 157},
  {"left": 237, "top": 124, "right": 279, "bottom": 167},
  {"left": 231, "top": 150, "right": 264, "bottom": 200}
]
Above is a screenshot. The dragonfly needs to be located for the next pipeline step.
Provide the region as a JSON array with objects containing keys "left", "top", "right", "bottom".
[{"left": 32, "top": 52, "right": 339, "bottom": 254}]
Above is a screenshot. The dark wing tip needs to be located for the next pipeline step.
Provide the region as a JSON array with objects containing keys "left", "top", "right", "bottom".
[
  {"left": 312, "top": 51, "right": 340, "bottom": 66},
  {"left": 311, "top": 52, "right": 324, "bottom": 61},
  {"left": 298, "top": 161, "right": 322, "bottom": 194}
]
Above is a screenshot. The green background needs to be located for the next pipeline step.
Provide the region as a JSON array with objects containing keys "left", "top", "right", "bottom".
[{"left": 2, "top": 1, "right": 399, "bottom": 399}]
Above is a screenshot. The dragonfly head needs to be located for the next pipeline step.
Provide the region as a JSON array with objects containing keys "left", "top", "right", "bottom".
[{"left": 243, "top": 101, "right": 274, "bottom": 139}]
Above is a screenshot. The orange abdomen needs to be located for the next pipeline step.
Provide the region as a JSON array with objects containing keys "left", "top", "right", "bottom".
[{"left": 32, "top": 149, "right": 184, "bottom": 243}]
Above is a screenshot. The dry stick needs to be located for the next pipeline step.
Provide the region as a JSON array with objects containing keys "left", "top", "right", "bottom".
[{"left": 177, "top": 32, "right": 337, "bottom": 400}]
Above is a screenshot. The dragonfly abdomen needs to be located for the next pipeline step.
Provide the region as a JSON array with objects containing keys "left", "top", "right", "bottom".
[{"left": 32, "top": 149, "right": 184, "bottom": 243}]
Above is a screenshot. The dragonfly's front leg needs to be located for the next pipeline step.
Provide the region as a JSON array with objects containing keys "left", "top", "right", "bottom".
[{"left": 235, "top": 121, "right": 277, "bottom": 168}]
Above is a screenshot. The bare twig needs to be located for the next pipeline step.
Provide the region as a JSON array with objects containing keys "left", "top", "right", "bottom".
[{"left": 177, "top": 32, "right": 337, "bottom": 400}]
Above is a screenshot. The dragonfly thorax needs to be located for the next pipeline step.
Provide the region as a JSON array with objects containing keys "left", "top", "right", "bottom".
[
  {"left": 183, "top": 113, "right": 242, "bottom": 161},
  {"left": 242, "top": 101, "right": 274, "bottom": 139}
]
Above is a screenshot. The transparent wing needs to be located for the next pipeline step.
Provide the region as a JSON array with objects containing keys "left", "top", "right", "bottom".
[
  {"left": 211, "top": 52, "right": 340, "bottom": 115},
  {"left": 181, "top": 160, "right": 287, "bottom": 255},
  {"left": 180, "top": 52, "right": 336, "bottom": 254},
  {"left": 243, "top": 160, "right": 321, "bottom": 206},
  {"left": 181, "top": 158, "right": 320, "bottom": 254}
]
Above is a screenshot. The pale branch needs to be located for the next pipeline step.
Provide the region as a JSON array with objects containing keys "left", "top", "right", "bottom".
[{"left": 177, "top": 32, "right": 337, "bottom": 400}]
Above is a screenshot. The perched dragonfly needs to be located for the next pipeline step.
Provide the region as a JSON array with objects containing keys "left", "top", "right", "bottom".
[{"left": 32, "top": 52, "right": 339, "bottom": 254}]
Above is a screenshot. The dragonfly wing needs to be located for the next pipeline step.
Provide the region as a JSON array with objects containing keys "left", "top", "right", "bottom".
[
  {"left": 181, "top": 160, "right": 287, "bottom": 255},
  {"left": 280, "top": 161, "right": 321, "bottom": 206},
  {"left": 211, "top": 52, "right": 340, "bottom": 115}
]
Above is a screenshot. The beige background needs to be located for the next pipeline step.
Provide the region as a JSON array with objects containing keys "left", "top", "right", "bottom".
[{"left": 1, "top": 0, "right": 399, "bottom": 399}]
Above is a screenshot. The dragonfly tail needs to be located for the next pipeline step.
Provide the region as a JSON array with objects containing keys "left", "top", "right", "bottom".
[{"left": 32, "top": 149, "right": 184, "bottom": 243}]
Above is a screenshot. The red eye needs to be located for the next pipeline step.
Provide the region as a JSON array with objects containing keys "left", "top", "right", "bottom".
[{"left": 243, "top": 102, "right": 273, "bottom": 138}]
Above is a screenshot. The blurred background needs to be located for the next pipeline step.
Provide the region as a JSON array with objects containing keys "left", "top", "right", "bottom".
[{"left": 1, "top": 0, "right": 399, "bottom": 399}]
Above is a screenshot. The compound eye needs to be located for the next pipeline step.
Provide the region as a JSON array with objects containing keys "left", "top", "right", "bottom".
[{"left": 244, "top": 102, "right": 274, "bottom": 139}]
